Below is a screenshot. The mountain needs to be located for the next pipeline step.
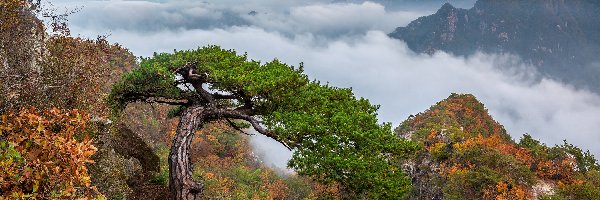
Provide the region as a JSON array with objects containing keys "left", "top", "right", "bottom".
[
  {"left": 389, "top": 0, "right": 600, "bottom": 92},
  {"left": 331, "top": 0, "right": 477, "bottom": 9},
  {"left": 395, "top": 93, "right": 600, "bottom": 199}
]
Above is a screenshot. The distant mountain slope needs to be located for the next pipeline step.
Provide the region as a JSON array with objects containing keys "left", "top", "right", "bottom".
[
  {"left": 331, "top": 0, "right": 477, "bottom": 9},
  {"left": 395, "top": 93, "right": 600, "bottom": 199},
  {"left": 389, "top": 0, "right": 600, "bottom": 92}
]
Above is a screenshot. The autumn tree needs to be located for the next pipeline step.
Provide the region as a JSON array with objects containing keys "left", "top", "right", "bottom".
[
  {"left": 0, "top": 108, "right": 98, "bottom": 199},
  {"left": 108, "top": 46, "right": 419, "bottom": 199}
]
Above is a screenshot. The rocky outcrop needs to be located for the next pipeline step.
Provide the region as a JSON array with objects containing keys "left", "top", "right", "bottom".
[{"left": 88, "top": 120, "right": 164, "bottom": 199}]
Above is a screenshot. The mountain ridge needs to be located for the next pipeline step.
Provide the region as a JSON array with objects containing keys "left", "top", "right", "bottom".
[{"left": 389, "top": 0, "right": 600, "bottom": 92}]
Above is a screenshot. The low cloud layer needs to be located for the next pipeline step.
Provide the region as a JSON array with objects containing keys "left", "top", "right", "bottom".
[
  {"left": 58, "top": 0, "right": 428, "bottom": 38},
  {"left": 55, "top": 0, "right": 600, "bottom": 170}
]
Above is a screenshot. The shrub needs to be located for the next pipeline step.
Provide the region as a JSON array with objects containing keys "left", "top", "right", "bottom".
[{"left": 0, "top": 108, "right": 100, "bottom": 199}]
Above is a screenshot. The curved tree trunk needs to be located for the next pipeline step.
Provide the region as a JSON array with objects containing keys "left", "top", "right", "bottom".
[{"left": 169, "top": 106, "right": 205, "bottom": 200}]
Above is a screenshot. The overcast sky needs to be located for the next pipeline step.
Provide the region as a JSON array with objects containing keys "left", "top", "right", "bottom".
[{"left": 50, "top": 0, "right": 600, "bottom": 170}]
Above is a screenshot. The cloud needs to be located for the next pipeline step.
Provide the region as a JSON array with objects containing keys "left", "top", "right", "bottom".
[
  {"left": 54, "top": 0, "right": 247, "bottom": 32},
  {"left": 296, "top": 2, "right": 425, "bottom": 34},
  {"left": 58, "top": 0, "right": 600, "bottom": 170},
  {"left": 83, "top": 27, "right": 600, "bottom": 170},
  {"left": 62, "top": 0, "right": 427, "bottom": 38}
]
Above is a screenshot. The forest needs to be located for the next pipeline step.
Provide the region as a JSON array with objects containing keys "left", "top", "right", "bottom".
[{"left": 1, "top": 1, "right": 599, "bottom": 199}]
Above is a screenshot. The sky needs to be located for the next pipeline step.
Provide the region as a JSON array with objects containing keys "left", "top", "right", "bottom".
[{"left": 49, "top": 0, "right": 600, "bottom": 170}]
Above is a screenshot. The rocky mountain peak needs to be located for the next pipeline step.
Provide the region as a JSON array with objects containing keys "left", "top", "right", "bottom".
[{"left": 439, "top": 2, "right": 457, "bottom": 12}]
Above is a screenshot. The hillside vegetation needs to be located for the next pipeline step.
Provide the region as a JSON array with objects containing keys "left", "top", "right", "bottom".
[{"left": 396, "top": 94, "right": 600, "bottom": 199}]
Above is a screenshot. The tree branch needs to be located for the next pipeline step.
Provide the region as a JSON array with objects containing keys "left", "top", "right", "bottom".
[
  {"left": 216, "top": 109, "right": 293, "bottom": 150},
  {"left": 174, "top": 62, "right": 216, "bottom": 105},
  {"left": 212, "top": 93, "right": 237, "bottom": 100},
  {"left": 120, "top": 92, "right": 193, "bottom": 106},
  {"left": 144, "top": 97, "right": 190, "bottom": 106},
  {"left": 225, "top": 118, "right": 254, "bottom": 136}
]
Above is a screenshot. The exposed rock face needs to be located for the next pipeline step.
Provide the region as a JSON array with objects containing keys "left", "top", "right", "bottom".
[
  {"left": 113, "top": 124, "right": 161, "bottom": 173},
  {"left": 532, "top": 180, "right": 555, "bottom": 199},
  {"left": 88, "top": 121, "right": 164, "bottom": 199},
  {"left": 0, "top": 3, "right": 45, "bottom": 112},
  {"left": 389, "top": 0, "right": 600, "bottom": 92}
]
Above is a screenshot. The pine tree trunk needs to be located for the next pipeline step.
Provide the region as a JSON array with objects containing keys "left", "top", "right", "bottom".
[{"left": 169, "top": 106, "right": 205, "bottom": 200}]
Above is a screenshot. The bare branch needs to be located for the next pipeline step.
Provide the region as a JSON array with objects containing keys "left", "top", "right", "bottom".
[
  {"left": 120, "top": 91, "right": 193, "bottom": 106},
  {"left": 144, "top": 97, "right": 189, "bottom": 106}
]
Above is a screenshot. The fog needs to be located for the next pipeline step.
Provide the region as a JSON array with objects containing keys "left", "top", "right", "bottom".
[{"left": 52, "top": 0, "right": 600, "bottom": 170}]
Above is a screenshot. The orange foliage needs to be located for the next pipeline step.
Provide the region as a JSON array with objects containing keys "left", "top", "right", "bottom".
[
  {"left": 260, "top": 170, "right": 289, "bottom": 200},
  {"left": 484, "top": 181, "right": 529, "bottom": 200},
  {"left": 440, "top": 161, "right": 475, "bottom": 176},
  {"left": 312, "top": 181, "right": 342, "bottom": 200},
  {"left": 454, "top": 134, "right": 533, "bottom": 164},
  {"left": 535, "top": 156, "right": 578, "bottom": 184},
  {"left": 435, "top": 95, "right": 505, "bottom": 137},
  {"left": 203, "top": 174, "right": 235, "bottom": 198},
  {"left": 427, "top": 129, "right": 439, "bottom": 141},
  {"left": 0, "top": 108, "right": 99, "bottom": 198}
]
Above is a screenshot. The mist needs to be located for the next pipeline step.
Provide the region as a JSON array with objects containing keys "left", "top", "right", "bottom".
[{"left": 54, "top": 0, "right": 600, "bottom": 171}]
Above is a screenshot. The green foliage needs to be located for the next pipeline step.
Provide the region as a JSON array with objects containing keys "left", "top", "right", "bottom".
[
  {"left": 539, "top": 194, "right": 567, "bottom": 200},
  {"left": 518, "top": 134, "right": 550, "bottom": 157},
  {"left": 553, "top": 141, "right": 600, "bottom": 172},
  {"left": 283, "top": 176, "right": 314, "bottom": 199},
  {"left": 108, "top": 56, "right": 182, "bottom": 113},
  {"left": 558, "top": 170, "right": 600, "bottom": 199},
  {"left": 151, "top": 145, "right": 171, "bottom": 186},
  {"left": 108, "top": 46, "right": 309, "bottom": 114},
  {"left": 267, "top": 83, "right": 419, "bottom": 198},
  {"left": 443, "top": 166, "right": 501, "bottom": 199},
  {"left": 167, "top": 105, "right": 187, "bottom": 118}
]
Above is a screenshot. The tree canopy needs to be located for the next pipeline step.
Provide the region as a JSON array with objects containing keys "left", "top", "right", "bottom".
[{"left": 108, "top": 45, "right": 419, "bottom": 198}]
